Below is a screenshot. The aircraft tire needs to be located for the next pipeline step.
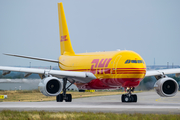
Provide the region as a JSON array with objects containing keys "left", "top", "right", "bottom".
[
  {"left": 124, "top": 95, "right": 131, "bottom": 102},
  {"left": 56, "top": 94, "right": 63, "bottom": 102},
  {"left": 65, "top": 94, "right": 72, "bottom": 102},
  {"left": 121, "top": 94, "right": 125, "bottom": 102},
  {"left": 132, "top": 94, "right": 137, "bottom": 102},
  {"left": 121, "top": 94, "right": 137, "bottom": 102}
]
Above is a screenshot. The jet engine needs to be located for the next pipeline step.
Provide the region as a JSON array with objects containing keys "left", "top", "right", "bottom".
[
  {"left": 38, "top": 77, "right": 63, "bottom": 96},
  {"left": 154, "top": 77, "right": 179, "bottom": 97}
]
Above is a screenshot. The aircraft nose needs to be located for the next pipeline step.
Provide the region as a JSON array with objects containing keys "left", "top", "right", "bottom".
[{"left": 131, "top": 61, "right": 146, "bottom": 75}]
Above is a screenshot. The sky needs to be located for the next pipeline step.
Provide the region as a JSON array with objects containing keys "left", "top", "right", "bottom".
[{"left": 0, "top": 0, "right": 180, "bottom": 67}]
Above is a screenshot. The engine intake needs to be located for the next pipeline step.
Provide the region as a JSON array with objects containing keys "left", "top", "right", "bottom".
[
  {"left": 154, "top": 77, "right": 179, "bottom": 97},
  {"left": 38, "top": 77, "right": 63, "bottom": 96}
]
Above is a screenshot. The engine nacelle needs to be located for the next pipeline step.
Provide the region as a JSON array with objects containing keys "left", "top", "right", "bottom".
[
  {"left": 154, "top": 77, "right": 179, "bottom": 97},
  {"left": 38, "top": 77, "right": 63, "bottom": 96}
]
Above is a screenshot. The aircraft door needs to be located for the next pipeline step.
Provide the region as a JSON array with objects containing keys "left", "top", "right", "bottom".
[{"left": 111, "top": 55, "right": 122, "bottom": 75}]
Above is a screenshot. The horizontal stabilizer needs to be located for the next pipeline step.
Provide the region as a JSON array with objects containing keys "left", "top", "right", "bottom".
[{"left": 4, "top": 53, "right": 59, "bottom": 63}]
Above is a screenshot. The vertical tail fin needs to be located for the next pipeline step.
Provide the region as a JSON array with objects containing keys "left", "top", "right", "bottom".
[{"left": 58, "top": 3, "right": 75, "bottom": 55}]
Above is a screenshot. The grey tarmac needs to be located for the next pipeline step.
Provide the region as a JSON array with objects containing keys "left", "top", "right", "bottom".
[{"left": 0, "top": 91, "right": 180, "bottom": 114}]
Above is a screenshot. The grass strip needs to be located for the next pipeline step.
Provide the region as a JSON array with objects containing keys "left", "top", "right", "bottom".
[
  {"left": 0, "top": 110, "right": 179, "bottom": 120},
  {"left": 0, "top": 90, "right": 137, "bottom": 102}
]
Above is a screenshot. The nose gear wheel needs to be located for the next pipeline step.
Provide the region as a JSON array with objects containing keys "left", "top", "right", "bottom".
[{"left": 121, "top": 87, "right": 137, "bottom": 102}]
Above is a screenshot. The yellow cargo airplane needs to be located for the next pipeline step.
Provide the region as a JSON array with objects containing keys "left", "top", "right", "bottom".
[{"left": 0, "top": 2, "right": 180, "bottom": 102}]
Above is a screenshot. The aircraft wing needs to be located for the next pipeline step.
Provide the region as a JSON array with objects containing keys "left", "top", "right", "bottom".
[
  {"left": 146, "top": 68, "right": 180, "bottom": 77},
  {"left": 0, "top": 66, "right": 96, "bottom": 83}
]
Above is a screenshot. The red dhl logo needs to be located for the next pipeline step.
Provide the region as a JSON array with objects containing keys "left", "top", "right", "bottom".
[
  {"left": 90, "top": 58, "right": 146, "bottom": 75},
  {"left": 91, "top": 58, "right": 112, "bottom": 74},
  {"left": 60, "top": 35, "right": 68, "bottom": 42}
]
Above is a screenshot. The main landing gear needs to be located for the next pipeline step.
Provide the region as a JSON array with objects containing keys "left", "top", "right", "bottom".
[
  {"left": 121, "top": 87, "right": 137, "bottom": 102},
  {"left": 56, "top": 78, "right": 74, "bottom": 102}
]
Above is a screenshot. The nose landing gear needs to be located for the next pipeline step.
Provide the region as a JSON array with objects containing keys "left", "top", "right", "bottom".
[{"left": 121, "top": 87, "right": 137, "bottom": 102}]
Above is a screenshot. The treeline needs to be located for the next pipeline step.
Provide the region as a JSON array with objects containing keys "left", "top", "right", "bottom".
[{"left": 0, "top": 71, "right": 39, "bottom": 79}]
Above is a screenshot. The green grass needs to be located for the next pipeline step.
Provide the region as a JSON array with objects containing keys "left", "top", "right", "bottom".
[
  {"left": 0, "top": 90, "right": 135, "bottom": 102},
  {"left": 0, "top": 110, "right": 179, "bottom": 120}
]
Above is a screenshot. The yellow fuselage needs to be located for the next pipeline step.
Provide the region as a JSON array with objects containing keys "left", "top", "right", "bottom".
[{"left": 59, "top": 50, "right": 146, "bottom": 89}]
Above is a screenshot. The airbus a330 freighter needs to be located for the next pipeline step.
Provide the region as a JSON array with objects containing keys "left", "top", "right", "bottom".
[{"left": 0, "top": 3, "right": 179, "bottom": 102}]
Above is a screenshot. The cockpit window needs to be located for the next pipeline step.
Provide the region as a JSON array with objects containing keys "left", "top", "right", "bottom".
[
  {"left": 131, "top": 60, "right": 137, "bottom": 63},
  {"left": 125, "top": 60, "right": 130, "bottom": 64},
  {"left": 125, "top": 60, "right": 144, "bottom": 64}
]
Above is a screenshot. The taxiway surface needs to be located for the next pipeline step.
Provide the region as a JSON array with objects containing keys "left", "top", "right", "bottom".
[{"left": 0, "top": 91, "right": 180, "bottom": 114}]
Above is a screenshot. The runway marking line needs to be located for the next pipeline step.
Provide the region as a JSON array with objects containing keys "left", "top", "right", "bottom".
[
  {"left": 155, "top": 98, "right": 163, "bottom": 102},
  {"left": 156, "top": 96, "right": 178, "bottom": 102}
]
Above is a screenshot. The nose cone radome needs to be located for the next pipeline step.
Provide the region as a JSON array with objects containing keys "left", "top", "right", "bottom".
[{"left": 116, "top": 51, "right": 147, "bottom": 84}]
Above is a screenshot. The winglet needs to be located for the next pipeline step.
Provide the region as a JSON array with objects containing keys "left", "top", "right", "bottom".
[{"left": 58, "top": 2, "right": 75, "bottom": 55}]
